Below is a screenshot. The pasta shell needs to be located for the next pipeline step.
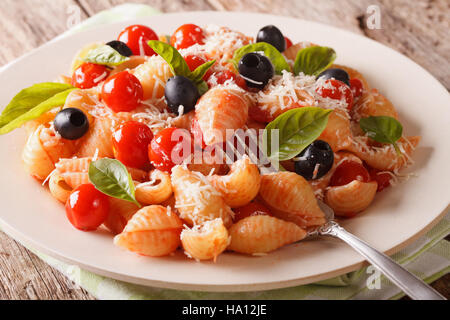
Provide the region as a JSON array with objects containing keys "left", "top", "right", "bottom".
[
  {"left": 22, "top": 125, "right": 75, "bottom": 180},
  {"left": 131, "top": 55, "right": 174, "bottom": 101},
  {"left": 181, "top": 219, "right": 229, "bottom": 261},
  {"left": 318, "top": 109, "right": 353, "bottom": 152},
  {"left": 114, "top": 205, "right": 183, "bottom": 257},
  {"left": 228, "top": 215, "right": 307, "bottom": 254},
  {"left": 171, "top": 165, "right": 233, "bottom": 227},
  {"left": 325, "top": 180, "right": 378, "bottom": 217},
  {"left": 208, "top": 157, "right": 261, "bottom": 208},
  {"left": 48, "top": 173, "right": 72, "bottom": 203},
  {"left": 259, "top": 172, "right": 325, "bottom": 219},
  {"left": 195, "top": 87, "right": 250, "bottom": 145},
  {"left": 135, "top": 170, "right": 173, "bottom": 205},
  {"left": 76, "top": 118, "right": 114, "bottom": 158},
  {"left": 350, "top": 136, "right": 420, "bottom": 171}
]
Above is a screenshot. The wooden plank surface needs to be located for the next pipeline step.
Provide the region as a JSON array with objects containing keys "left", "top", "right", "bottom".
[{"left": 0, "top": 0, "right": 448, "bottom": 300}]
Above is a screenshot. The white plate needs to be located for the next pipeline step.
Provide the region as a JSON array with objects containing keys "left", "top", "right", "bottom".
[{"left": 0, "top": 12, "right": 449, "bottom": 292}]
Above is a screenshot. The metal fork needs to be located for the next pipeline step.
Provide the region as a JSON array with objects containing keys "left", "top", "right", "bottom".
[{"left": 220, "top": 130, "right": 445, "bottom": 300}]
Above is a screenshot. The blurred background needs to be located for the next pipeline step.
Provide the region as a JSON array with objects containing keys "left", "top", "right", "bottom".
[{"left": 0, "top": 0, "right": 448, "bottom": 300}]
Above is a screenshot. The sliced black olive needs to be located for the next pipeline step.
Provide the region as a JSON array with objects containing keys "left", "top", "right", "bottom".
[
  {"left": 106, "top": 40, "right": 133, "bottom": 57},
  {"left": 165, "top": 76, "right": 200, "bottom": 115},
  {"left": 238, "top": 52, "right": 274, "bottom": 90},
  {"left": 256, "top": 25, "right": 286, "bottom": 52},
  {"left": 294, "top": 140, "right": 334, "bottom": 180},
  {"left": 317, "top": 68, "right": 350, "bottom": 87},
  {"left": 54, "top": 108, "right": 89, "bottom": 140}
]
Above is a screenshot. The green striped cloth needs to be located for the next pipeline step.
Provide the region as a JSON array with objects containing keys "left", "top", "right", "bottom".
[{"left": 2, "top": 4, "right": 449, "bottom": 300}]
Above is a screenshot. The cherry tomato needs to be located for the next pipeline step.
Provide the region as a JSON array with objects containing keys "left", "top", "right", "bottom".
[
  {"left": 207, "top": 70, "right": 247, "bottom": 90},
  {"left": 102, "top": 71, "right": 143, "bottom": 112},
  {"left": 330, "top": 160, "right": 370, "bottom": 187},
  {"left": 118, "top": 24, "right": 158, "bottom": 56},
  {"left": 112, "top": 121, "right": 154, "bottom": 169},
  {"left": 284, "top": 36, "right": 293, "bottom": 50},
  {"left": 149, "top": 128, "right": 192, "bottom": 172},
  {"left": 317, "top": 79, "right": 354, "bottom": 111},
  {"left": 184, "top": 55, "right": 213, "bottom": 80},
  {"left": 350, "top": 78, "right": 363, "bottom": 99},
  {"left": 171, "top": 24, "right": 206, "bottom": 50},
  {"left": 368, "top": 167, "right": 392, "bottom": 192},
  {"left": 191, "top": 118, "right": 206, "bottom": 149},
  {"left": 65, "top": 184, "right": 110, "bottom": 231},
  {"left": 72, "top": 63, "right": 110, "bottom": 89},
  {"left": 233, "top": 201, "right": 272, "bottom": 222}
]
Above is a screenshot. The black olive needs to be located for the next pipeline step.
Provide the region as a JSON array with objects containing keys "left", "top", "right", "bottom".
[
  {"left": 256, "top": 25, "right": 286, "bottom": 52},
  {"left": 238, "top": 53, "right": 274, "bottom": 90},
  {"left": 294, "top": 140, "right": 334, "bottom": 180},
  {"left": 317, "top": 68, "right": 350, "bottom": 87},
  {"left": 165, "top": 76, "right": 200, "bottom": 115},
  {"left": 54, "top": 108, "right": 89, "bottom": 140},
  {"left": 106, "top": 40, "right": 133, "bottom": 57}
]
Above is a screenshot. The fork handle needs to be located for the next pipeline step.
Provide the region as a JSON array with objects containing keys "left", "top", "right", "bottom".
[{"left": 322, "top": 222, "right": 445, "bottom": 300}]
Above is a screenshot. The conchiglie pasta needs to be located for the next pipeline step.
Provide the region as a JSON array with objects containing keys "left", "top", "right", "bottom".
[
  {"left": 208, "top": 157, "right": 261, "bottom": 208},
  {"left": 227, "top": 215, "right": 307, "bottom": 254},
  {"left": 55, "top": 157, "right": 91, "bottom": 189},
  {"left": 109, "top": 56, "right": 148, "bottom": 77},
  {"left": 195, "top": 87, "right": 250, "bottom": 145},
  {"left": 325, "top": 180, "right": 378, "bottom": 216},
  {"left": 22, "top": 125, "right": 75, "bottom": 180},
  {"left": 114, "top": 205, "right": 183, "bottom": 257},
  {"left": 181, "top": 219, "right": 229, "bottom": 261},
  {"left": 48, "top": 173, "right": 73, "bottom": 203},
  {"left": 318, "top": 109, "right": 353, "bottom": 152},
  {"left": 131, "top": 55, "right": 174, "bottom": 101},
  {"left": 76, "top": 118, "right": 114, "bottom": 158},
  {"left": 135, "top": 170, "right": 173, "bottom": 205},
  {"left": 259, "top": 172, "right": 325, "bottom": 219},
  {"left": 353, "top": 89, "right": 398, "bottom": 120},
  {"left": 351, "top": 136, "right": 420, "bottom": 171},
  {"left": 171, "top": 165, "right": 233, "bottom": 227},
  {"left": 331, "top": 64, "right": 370, "bottom": 91},
  {"left": 104, "top": 198, "right": 140, "bottom": 235}
]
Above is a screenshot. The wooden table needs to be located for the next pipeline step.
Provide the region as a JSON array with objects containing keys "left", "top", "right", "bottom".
[{"left": 0, "top": 0, "right": 448, "bottom": 300}]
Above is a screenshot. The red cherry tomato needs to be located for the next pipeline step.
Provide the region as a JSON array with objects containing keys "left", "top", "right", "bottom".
[
  {"left": 284, "top": 36, "right": 293, "bottom": 50},
  {"left": 330, "top": 160, "right": 370, "bottom": 187},
  {"left": 149, "top": 128, "right": 192, "bottom": 172},
  {"left": 191, "top": 118, "right": 206, "bottom": 149},
  {"left": 184, "top": 55, "right": 213, "bottom": 81},
  {"left": 317, "top": 79, "right": 354, "bottom": 111},
  {"left": 65, "top": 184, "right": 110, "bottom": 231},
  {"left": 118, "top": 24, "right": 158, "bottom": 56},
  {"left": 72, "top": 63, "right": 110, "bottom": 89},
  {"left": 350, "top": 78, "right": 363, "bottom": 99},
  {"left": 233, "top": 202, "right": 272, "bottom": 222},
  {"left": 112, "top": 121, "right": 154, "bottom": 169},
  {"left": 171, "top": 24, "right": 206, "bottom": 50},
  {"left": 102, "top": 71, "right": 143, "bottom": 112},
  {"left": 207, "top": 70, "right": 247, "bottom": 90},
  {"left": 368, "top": 167, "right": 392, "bottom": 192}
]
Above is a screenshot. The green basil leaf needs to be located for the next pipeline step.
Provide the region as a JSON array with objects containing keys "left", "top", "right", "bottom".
[
  {"left": 0, "top": 88, "right": 75, "bottom": 135},
  {"left": 231, "top": 42, "right": 291, "bottom": 75},
  {"left": 0, "top": 82, "right": 74, "bottom": 128},
  {"left": 197, "top": 81, "right": 209, "bottom": 96},
  {"left": 83, "top": 44, "right": 130, "bottom": 67},
  {"left": 190, "top": 60, "right": 216, "bottom": 84},
  {"left": 263, "top": 107, "right": 332, "bottom": 161},
  {"left": 360, "top": 116, "right": 403, "bottom": 153},
  {"left": 89, "top": 159, "right": 141, "bottom": 207},
  {"left": 147, "top": 40, "right": 191, "bottom": 78},
  {"left": 293, "top": 46, "right": 336, "bottom": 76}
]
